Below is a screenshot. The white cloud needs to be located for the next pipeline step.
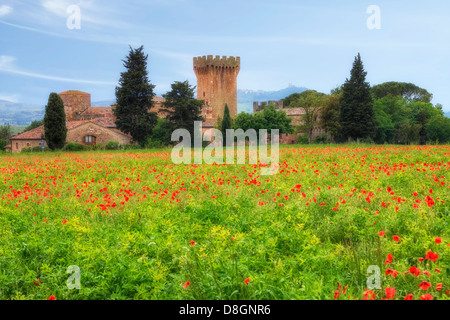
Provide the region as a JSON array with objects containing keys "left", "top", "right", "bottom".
[
  {"left": 0, "top": 5, "right": 12, "bottom": 17},
  {"left": 0, "top": 92, "right": 19, "bottom": 103},
  {"left": 0, "top": 55, "right": 115, "bottom": 85}
]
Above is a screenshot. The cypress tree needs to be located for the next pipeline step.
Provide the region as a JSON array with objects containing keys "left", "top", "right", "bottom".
[
  {"left": 339, "top": 53, "right": 375, "bottom": 141},
  {"left": 44, "top": 92, "right": 67, "bottom": 150},
  {"left": 114, "top": 45, "right": 157, "bottom": 146},
  {"left": 221, "top": 104, "right": 232, "bottom": 146}
]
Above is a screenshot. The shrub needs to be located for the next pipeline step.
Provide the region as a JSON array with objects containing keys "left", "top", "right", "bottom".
[
  {"left": 121, "top": 143, "right": 142, "bottom": 150},
  {"left": 91, "top": 144, "right": 104, "bottom": 151},
  {"left": 63, "top": 142, "right": 86, "bottom": 151},
  {"left": 297, "top": 134, "right": 309, "bottom": 145},
  {"left": 21, "top": 147, "right": 33, "bottom": 153},
  {"left": 105, "top": 141, "right": 120, "bottom": 150},
  {"left": 32, "top": 146, "right": 44, "bottom": 152},
  {"left": 314, "top": 134, "right": 329, "bottom": 144}
]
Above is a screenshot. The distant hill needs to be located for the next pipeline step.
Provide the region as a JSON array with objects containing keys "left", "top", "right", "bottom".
[
  {"left": 91, "top": 100, "right": 116, "bottom": 107},
  {"left": 237, "top": 85, "right": 308, "bottom": 113},
  {"left": 0, "top": 100, "right": 44, "bottom": 126}
]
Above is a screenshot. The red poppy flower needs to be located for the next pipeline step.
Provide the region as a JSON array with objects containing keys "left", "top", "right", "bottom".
[
  {"left": 435, "top": 237, "right": 442, "bottom": 244},
  {"left": 385, "top": 287, "right": 395, "bottom": 299},
  {"left": 62, "top": 219, "right": 68, "bottom": 224},
  {"left": 379, "top": 231, "right": 385, "bottom": 237},
  {"left": 418, "top": 281, "right": 431, "bottom": 290},
  {"left": 190, "top": 240, "right": 195, "bottom": 246},
  {"left": 425, "top": 250, "right": 439, "bottom": 262},
  {"left": 48, "top": 295, "right": 56, "bottom": 300},
  {"left": 409, "top": 266, "right": 421, "bottom": 277},
  {"left": 404, "top": 294, "right": 413, "bottom": 300},
  {"left": 387, "top": 187, "right": 392, "bottom": 192},
  {"left": 384, "top": 253, "right": 393, "bottom": 265},
  {"left": 393, "top": 235, "right": 399, "bottom": 242},
  {"left": 436, "top": 283, "right": 443, "bottom": 291},
  {"left": 244, "top": 278, "right": 250, "bottom": 285},
  {"left": 420, "top": 294, "right": 433, "bottom": 300},
  {"left": 334, "top": 290, "right": 339, "bottom": 299},
  {"left": 183, "top": 281, "right": 190, "bottom": 289},
  {"left": 363, "top": 289, "right": 375, "bottom": 300}
]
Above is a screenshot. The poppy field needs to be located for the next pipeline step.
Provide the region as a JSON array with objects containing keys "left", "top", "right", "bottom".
[{"left": 0, "top": 145, "right": 449, "bottom": 300}]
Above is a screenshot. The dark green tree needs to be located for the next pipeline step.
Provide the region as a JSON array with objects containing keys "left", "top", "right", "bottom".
[
  {"left": 114, "top": 45, "right": 157, "bottom": 146},
  {"left": 161, "top": 80, "right": 204, "bottom": 146},
  {"left": 44, "top": 93, "right": 67, "bottom": 150},
  {"left": 339, "top": 53, "right": 375, "bottom": 141},
  {"left": 221, "top": 104, "right": 232, "bottom": 146}
]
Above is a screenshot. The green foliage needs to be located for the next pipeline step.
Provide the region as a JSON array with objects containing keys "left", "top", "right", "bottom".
[
  {"left": 63, "top": 142, "right": 86, "bottom": 151},
  {"left": 0, "top": 139, "right": 8, "bottom": 151},
  {"left": 161, "top": 80, "right": 204, "bottom": 147},
  {"left": 20, "top": 146, "right": 33, "bottom": 153},
  {"left": 313, "top": 134, "right": 329, "bottom": 144},
  {"left": 147, "top": 117, "right": 174, "bottom": 147},
  {"left": 233, "top": 112, "right": 254, "bottom": 131},
  {"left": 44, "top": 93, "right": 67, "bottom": 150},
  {"left": 297, "top": 134, "right": 309, "bottom": 144},
  {"left": 0, "top": 124, "right": 12, "bottom": 142},
  {"left": 221, "top": 104, "right": 232, "bottom": 146},
  {"left": 291, "top": 90, "right": 327, "bottom": 144},
  {"left": 105, "top": 141, "right": 120, "bottom": 150},
  {"left": 25, "top": 119, "right": 44, "bottom": 132},
  {"left": 114, "top": 45, "right": 158, "bottom": 146},
  {"left": 282, "top": 92, "right": 303, "bottom": 107},
  {"left": 320, "top": 94, "right": 341, "bottom": 141},
  {"left": 339, "top": 53, "right": 375, "bottom": 141},
  {"left": 426, "top": 115, "right": 450, "bottom": 143},
  {"left": 372, "top": 81, "right": 433, "bottom": 103}
]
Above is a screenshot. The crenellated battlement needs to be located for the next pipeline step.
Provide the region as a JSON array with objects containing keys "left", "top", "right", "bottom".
[{"left": 193, "top": 55, "right": 240, "bottom": 70}]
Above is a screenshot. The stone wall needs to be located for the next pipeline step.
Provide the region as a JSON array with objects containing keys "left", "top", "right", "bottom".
[
  {"left": 66, "top": 123, "right": 132, "bottom": 145},
  {"left": 11, "top": 140, "right": 46, "bottom": 153},
  {"left": 194, "top": 55, "right": 240, "bottom": 124}
]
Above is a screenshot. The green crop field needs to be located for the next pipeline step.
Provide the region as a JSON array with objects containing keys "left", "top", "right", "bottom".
[{"left": 0, "top": 145, "right": 449, "bottom": 300}]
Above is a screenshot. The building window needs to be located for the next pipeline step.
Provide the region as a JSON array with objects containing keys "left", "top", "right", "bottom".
[
  {"left": 84, "top": 135, "right": 96, "bottom": 145},
  {"left": 16, "top": 143, "right": 18, "bottom": 150},
  {"left": 27, "top": 143, "right": 30, "bottom": 146}
]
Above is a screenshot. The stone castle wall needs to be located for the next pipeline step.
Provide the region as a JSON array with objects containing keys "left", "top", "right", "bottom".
[{"left": 59, "top": 91, "right": 91, "bottom": 121}]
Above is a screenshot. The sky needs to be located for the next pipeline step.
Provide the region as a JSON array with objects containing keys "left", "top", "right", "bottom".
[{"left": 0, "top": 0, "right": 449, "bottom": 112}]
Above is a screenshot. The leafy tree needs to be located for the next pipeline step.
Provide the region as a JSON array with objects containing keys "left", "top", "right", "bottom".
[
  {"left": 114, "top": 45, "right": 158, "bottom": 146},
  {"left": 339, "top": 53, "right": 375, "bottom": 141},
  {"left": 373, "top": 106, "right": 395, "bottom": 144},
  {"left": 221, "top": 104, "right": 232, "bottom": 146},
  {"left": 44, "top": 93, "right": 67, "bottom": 150},
  {"left": 283, "top": 93, "right": 303, "bottom": 107},
  {"left": 426, "top": 115, "right": 450, "bottom": 143},
  {"left": 147, "top": 117, "right": 174, "bottom": 147},
  {"left": 0, "top": 124, "right": 11, "bottom": 141},
  {"left": 254, "top": 104, "right": 293, "bottom": 135},
  {"left": 330, "top": 85, "right": 344, "bottom": 95},
  {"left": 161, "top": 80, "right": 204, "bottom": 146},
  {"left": 372, "top": 82, "right": 433, "bottom": 103},
  {"left": 320, "top": 94, "right": 341, "bottom": 141},
  {"left": 233, "top": 112, "right": 254, "bottom": 131},
  {"left": 291, "top": 90, "right": 327, "bottom": 144},
  {"left": 25, "top": 119, "right": 44, "bottom": 132}
]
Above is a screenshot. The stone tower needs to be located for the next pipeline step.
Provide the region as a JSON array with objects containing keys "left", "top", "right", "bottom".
[
  {"left": 193, "top": 55, "right": 240, "bottom": 123},
  {"left": 58, "top": 90, "right": 91, "bottom": 121}
]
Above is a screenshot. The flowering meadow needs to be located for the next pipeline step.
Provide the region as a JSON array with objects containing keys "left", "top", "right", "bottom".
[{"left": 0, "top": 145, "right": 449, "bottom": 300}]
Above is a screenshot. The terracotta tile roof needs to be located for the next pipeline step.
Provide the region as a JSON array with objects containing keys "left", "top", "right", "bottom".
[
  {"left": 11, "top": 119, "right": 118, "bottom": 140},
  {"left": 10, "top": 126, "right": 45, "bottom": 140},
  {"left": 59, "top": 90, "right": 90, "bottom": 95},
  {"left": 202, "top": 120, "right": 215, "bottom": 128},
  {"left": 78, "top": 106, "right": 112, "bottom": 116}
]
